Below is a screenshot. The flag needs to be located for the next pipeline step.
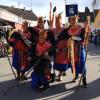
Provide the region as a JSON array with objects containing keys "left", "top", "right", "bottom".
[{"left": 65, "top": 4, "right": 78, "bottom": 17}]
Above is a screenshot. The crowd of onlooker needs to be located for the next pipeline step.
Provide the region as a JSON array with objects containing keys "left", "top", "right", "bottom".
[
  {"left": 89, "top": 30, "right": 100, "bottom": 47},
  {"left": 0, "top": 28, "right": 12, "bottom": 57}
]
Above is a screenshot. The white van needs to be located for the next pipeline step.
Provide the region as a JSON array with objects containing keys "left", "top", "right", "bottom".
[{"left": 0, "top": 25, "right": 12, "bottom": 32}]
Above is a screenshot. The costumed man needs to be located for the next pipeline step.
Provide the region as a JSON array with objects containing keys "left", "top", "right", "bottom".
[
  {"left": 53, "top": 14, "right": 69, "bottom": 81},
  {"left": 28, "top": 17, "right": 43, "bottom": 66},
  {"left": 33, "top": 16, "right": 44, "bottom": 34},
  {"left": 52, "top": 13, "right": 64, "bottom": 41},
  {"left": 8, "top": 21, "right": 35, "bottom": 80},
  {"left": 45, "top": 20, "right": 56, "bottom": 59},
  {"left": 31, "top": 30, "right": 52, "bottom": 91},
  {"left": 36, "top": 16, "right": 55, "bottom": 47},
  {"left": 36, "top": 16, "right": 56, "bottom": 81},
  {"left": 46, "top": 4, "right": 61, "bottom": 57},
  {"left": 59, "top": 15, "right": 90, "bottom": 87}
]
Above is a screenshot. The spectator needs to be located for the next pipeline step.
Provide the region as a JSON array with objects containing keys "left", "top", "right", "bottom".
[{"left": 93, "top": 32, "right": 98, "bottom": 47}]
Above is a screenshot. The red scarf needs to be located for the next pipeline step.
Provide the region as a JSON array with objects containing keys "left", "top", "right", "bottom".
[{"left": 68, "top": 25, "right": 82, "bottom": 36}]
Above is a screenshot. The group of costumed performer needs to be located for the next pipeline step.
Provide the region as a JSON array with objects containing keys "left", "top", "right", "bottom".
[
  {"left": 47, "top": 3, "right": 90, "bottom": 87},
  {"left": 7, "top": 6, "right": 90, "bottom": 89}
]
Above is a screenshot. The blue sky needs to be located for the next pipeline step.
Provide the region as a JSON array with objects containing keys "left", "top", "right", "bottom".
[{"left": 0, "top": 0, "right": 94, "bottom": 23}]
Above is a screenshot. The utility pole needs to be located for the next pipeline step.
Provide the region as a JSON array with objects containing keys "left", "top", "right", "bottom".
[
  {"left": 30, "top": 0, "right": 32, "bottom": 11},
  {"left": 18, "top": 0, "right": 20, "bottom": 8}
]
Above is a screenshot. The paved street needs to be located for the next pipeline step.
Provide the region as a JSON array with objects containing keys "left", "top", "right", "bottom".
[{"left": 0, "top": 43, "right": 100, "bottom": 100}]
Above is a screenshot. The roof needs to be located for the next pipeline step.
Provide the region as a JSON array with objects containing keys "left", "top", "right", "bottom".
[
  {"left": 0, "top": 5, "right": 38, "bottom": 21},
  {"left": 78, "top": 12, "right": 95, "bottom": 22}
]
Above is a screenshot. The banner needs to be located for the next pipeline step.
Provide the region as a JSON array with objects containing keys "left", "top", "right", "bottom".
[{"left": 66, "top": 4, "right": 78, "bottom": 17}]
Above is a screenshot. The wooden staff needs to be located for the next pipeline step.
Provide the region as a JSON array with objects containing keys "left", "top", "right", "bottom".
[
  {"left": 84, "top": 14, "right": 90, "bottom": 47},
  {"left": 25, "top": 43, "right": 57, "bottom": 77},
  {"left": 64, "top": 0, "right": 67, "bottom": 24},
  {"left": 1, "top": 39, "right": 20, "bottom": 95},
  {"left": 68, "top": 37, "right": 76, "bottom": 80},
  {"left": 49, "top": 2, "right": 52, "bottom": 23},
  {"left": 51, "top": 6, "right": 56, "bottom": 27}
]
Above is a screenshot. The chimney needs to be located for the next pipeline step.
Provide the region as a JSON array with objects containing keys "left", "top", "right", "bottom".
[{"left": 23, "top": 7, "right": 25, "bottom": 11}]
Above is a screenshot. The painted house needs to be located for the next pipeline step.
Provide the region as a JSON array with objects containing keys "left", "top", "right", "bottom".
[
  {"left": 93, "top": 0, "right": 100, "bottom": 30},
  {"left": 94, "top": 10, "right": 100, "bottom": 30},
  {"left": 0, "top": 5, "right": 38, "bottom": 30},
  {"left": 92, "top": 0, "right": 100, "bottom": 43}
]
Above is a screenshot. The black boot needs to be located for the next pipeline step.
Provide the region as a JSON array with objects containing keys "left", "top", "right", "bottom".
[
  {"left": 50, "top": 73, "right": 56, "bottom": 82},
  {"left": 82, "top": 77, "right": 87, "bottom": 88},
  {"left": 40, "top": 84, "right": 50, "bottom": 92},
  {"left": 20, "top": 72, "right": 27, "bottom": 81},
  {"left": 62, "top": 72, "right": 66, "bottom": 76},
  {"left": 16, "top": 71, "right": 20, "bottom": 81},
  {"left": 72, "top": 74, "right": 78, "bottom": 82}
]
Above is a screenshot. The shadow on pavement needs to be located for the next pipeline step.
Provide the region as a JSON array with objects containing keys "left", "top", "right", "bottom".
[
  {"left": 60, "top": 78, "right": 100, "bottom": 100},
  {"left": 88, "top": 43, "right": 100, "bottom": 57},
  {"left": 0, "top": 78, "right": 100, "bottom": 100}
]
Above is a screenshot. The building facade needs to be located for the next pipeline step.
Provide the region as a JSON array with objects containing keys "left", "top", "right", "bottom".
[{"left": 0, "top": 5, "right": 38, "bottom": 31}]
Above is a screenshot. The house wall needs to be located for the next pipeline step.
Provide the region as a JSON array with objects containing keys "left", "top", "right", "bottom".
[
  {"left": 94, "top": 10, "right": 100, "bottom": 30},
  {"left": 0, "top": 8, "right": 21, "bottom": 23},
  {"left": 0, "top": 8, "right": 37, "bottom": 26},
  {"left": 93, "top": 0, "right": 100, "bottom": 9},
  {"left": 27, "top": 20, "right": 37, "bottom": 26}
]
